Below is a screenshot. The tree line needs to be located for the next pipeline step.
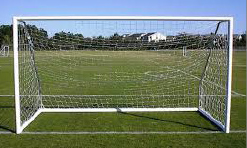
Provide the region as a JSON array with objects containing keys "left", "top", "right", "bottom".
[
  {"left": 233, "top": 33, "right": 246, "bottom": 47},
  {"left": 0, "top": 24, "right": 246, "bottom": 50},
  {"left": 0, "top": 25, "right": 12, "bottom": 47}
]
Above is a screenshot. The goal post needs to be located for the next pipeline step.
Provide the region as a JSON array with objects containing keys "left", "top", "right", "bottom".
[
  {"left": 182, "top": 46, "right": 187, "bottom": 57},
  {"left": 13, "top": 16, "right": 233, "bottom": 134}
]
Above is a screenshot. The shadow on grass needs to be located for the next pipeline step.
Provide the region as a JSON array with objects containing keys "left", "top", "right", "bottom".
[
  {"left": 198, "top": 112, "right": 222, "bottom": 131},
  {"left": 0, "top": 105, "right": 14, "bottom": 108},
  {"left": 0, "top": 125, "right": 15, "bottom": 133},
  {"left": 0, "top": 106, "right": 15, "bottom": 133},
  {"left": 118, "top": 111, "right": 221, "bottom": 132},
  {"left": 0, "top": 106, "right": 222, "bottom": 133}
]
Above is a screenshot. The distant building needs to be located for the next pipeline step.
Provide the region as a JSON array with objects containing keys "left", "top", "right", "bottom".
[
  {"left": 141, "top": 32, "right": 166, "bottom": 42},
  {"left": 125, "top": 33, "right": 146, "bottom": 40},
  {"left": 122, "top": 34, "right": 130, "bottom": 38},
  {"left": 122, "top": 32, "right": 166, "bottom": 42}
]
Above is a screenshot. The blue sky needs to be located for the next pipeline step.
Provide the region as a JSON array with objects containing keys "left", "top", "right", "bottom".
[{"left": 0, "top": 0, "right": 246, "bottom": 33}]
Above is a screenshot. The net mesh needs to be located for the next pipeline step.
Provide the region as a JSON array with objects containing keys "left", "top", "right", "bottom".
[{"left": 17, "top": 19, "right": 229, "bottom": 130}]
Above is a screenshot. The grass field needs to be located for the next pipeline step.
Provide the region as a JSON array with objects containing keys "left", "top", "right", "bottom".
[{"left": 0, "top": 50, "right": 246, "bottom": 148}]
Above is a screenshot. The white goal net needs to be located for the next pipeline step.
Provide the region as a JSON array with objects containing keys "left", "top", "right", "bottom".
[{"left": 13, "top": 16, "right": 233, "bottom": 133}]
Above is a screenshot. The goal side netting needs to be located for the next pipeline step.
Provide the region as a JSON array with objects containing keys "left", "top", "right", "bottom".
[{"left": 13, "top": 17, "right": 233, "bottom": 133}]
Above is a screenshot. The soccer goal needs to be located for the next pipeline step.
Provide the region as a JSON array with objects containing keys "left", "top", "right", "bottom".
[
  {"left": 13, "top": 16, "right": 233, "bottom": 134},
  {"left": 0, "top": 45, "right": 9, "bottom": 57}
]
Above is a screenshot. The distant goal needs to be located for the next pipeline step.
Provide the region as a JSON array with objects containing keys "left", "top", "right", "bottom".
[
  {"left": 0, "top": 45, "right": 9, "bottom": 57},
  {"left": 13, "top": 16, "right": 233, "bottom": 134}
]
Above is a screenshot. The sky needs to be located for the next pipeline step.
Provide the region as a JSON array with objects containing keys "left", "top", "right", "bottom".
[{"left": 0, "top": 0, "right": 246, "bottom": 34}]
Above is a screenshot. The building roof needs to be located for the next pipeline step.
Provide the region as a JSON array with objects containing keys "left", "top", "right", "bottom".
[
  {"left": 122, "top": 34, "right": 130, "bottom": 37},
  {"left": 141, "top": 32, "right": 157, "bottom": 38},
  {"left": 128, "top": 33, "right": 145, "bottom": 38}
]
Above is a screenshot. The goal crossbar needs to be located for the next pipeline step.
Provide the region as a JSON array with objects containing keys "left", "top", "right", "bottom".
[{"left": 14, "top": 16, "right": 233, "bottom": 21}]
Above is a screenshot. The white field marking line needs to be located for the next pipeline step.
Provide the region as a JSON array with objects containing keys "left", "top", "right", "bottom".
[
  {"left": 0, "top": 130, "right": 246, "bottom": 135},
  {"left": 166, "top": 66, "right": 222, "bottom": 88},
  {"left": 233, "top": 64, "right": 246, "bottom": 67},
  {"left": 11, "top": 130, "right": 245, "bottom": 135},
  {"left": 0, "top": 94, "right": 244, "bottom": 98},
  {"left": 0, "top": 64, "right": 245, "bottom": 97},
  {"left": 0, "top": 131, "right": 12, "bottom": 134},
  {"left": 0, "top": 95, "right": 14, "bottom": 97},
  {"left": 20, "top": 95, "right": 225, "bottom": 97},
  {"left": 165, "top": 66, "right": 246, "bottom": 97},
  {"left": 36, "top": 54, "right": 110, "bottom": 57},
  {"left": 231, "top": 92, "right": 246, "bottom": 97},
  {"left": 149, "top": 60, "right": 207, "bottom": 86},
  {"left": 78, "top": 54, "right": 110, "bottom": 57}
]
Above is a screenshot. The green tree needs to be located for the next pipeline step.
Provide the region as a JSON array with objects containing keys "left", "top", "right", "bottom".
[
  {"left": 233, "top": 32, "right": 246, "bottom": 47},
  {"left": 109, "top": 33, "right": 122, "bottom": 40},
  {"left": 0, "top": 25, "right": 12, "bottom": 47}
]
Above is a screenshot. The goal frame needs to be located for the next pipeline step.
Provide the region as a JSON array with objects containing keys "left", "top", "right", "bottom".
[{"left": 13, "top": 16, "right": 233, "bottom": 134}]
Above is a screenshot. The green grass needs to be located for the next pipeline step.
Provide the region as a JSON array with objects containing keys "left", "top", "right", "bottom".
[
  {"left": 0, "top": 133, "right": 245, "bottom": 148},
  {"left": 34, "top": 50, "right": 204, "bottom": 96},
  {"left": 0, "top": 50, "right": 246, "bottom": 147},
  {"left": 232, "top": 51, "right": 246, "bottom": 95}
]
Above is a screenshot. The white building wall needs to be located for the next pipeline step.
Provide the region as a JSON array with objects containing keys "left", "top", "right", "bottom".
[{"left": 148, "top": 33, "right": 166, "bottom": 42}]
